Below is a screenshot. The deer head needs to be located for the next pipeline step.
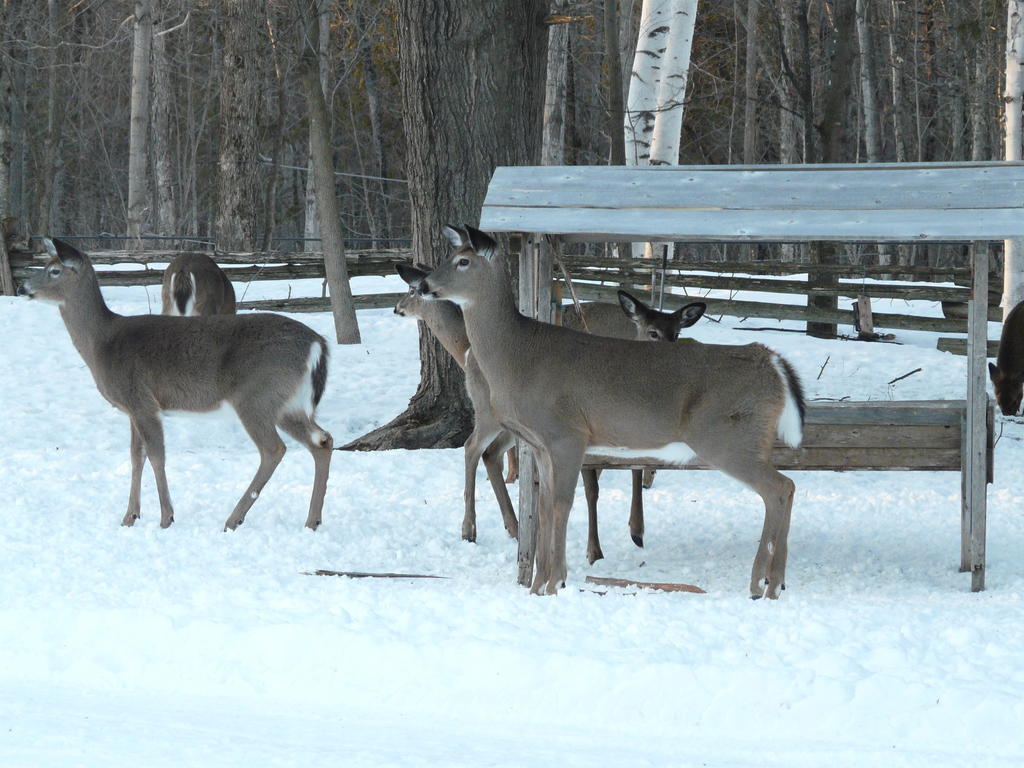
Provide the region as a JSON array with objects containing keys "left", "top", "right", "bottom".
[
  {"left": 989, "top": 362, "right": 1023, "bottom": 416},
  {"left": 17, "top": 238, "right": 90, "bottom": 305},
  {"left": 617, "top": 290, "right": 706, "bottom": 342}
]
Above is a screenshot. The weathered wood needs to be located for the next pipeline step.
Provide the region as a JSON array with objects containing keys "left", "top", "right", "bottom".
[
  {"left": 236, "top": 293, "right": 404, "bottom": 313},
  {"left": 936, "top": 338, "right": 999, "bottom": 357},
  {"left": 966, "top": 243, "right": 989, "bottom": 591},
  {"left": 482, "top": 163, "right": 1024, "bottom": 243},
  {"left": 855, "top": 295, "right": 874, "bottom": 335},
  {"left": 584, "top": 576, "right": 706, "bottom": 594},
  {"left": 585, "top": 448, "right": 964, "bottom": 472},
  {"left": 564, "top": 267, "right": 974, "bottom": 302},
  {"left": 307, "top": 570, "right": 448, "bottom": 579},
  {"left": 560, "top": 256, "right": 973, "bottom": 278},
  {"left": 570, "top": 282, "right": 973, "bottom": 334}
]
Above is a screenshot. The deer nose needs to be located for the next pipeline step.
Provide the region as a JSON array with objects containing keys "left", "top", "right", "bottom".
[{"left": 16, "top": 283, "right": 31, "bottom": 297}]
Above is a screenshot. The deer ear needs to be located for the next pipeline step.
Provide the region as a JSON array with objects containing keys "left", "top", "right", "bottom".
[
  {"left": 442, "top": 226, "right": 467, "bottom": 248},
  {"left": 396, "top": 262, "right": 429, "bottom": 286},
  {"left": 989, "top": 362, "right": 1002, "bottom": 383},
  {"left": 675, "top": 302, "right": 707, "bottom": 328},
  {"left": 617, "top": 290, "right": 645, "bottom": 318},
  {"left": 463, "top": 225, "right": 498, "bottom": 260},
  {"left": 49, "top": 238, "right": 85, "bottom": 271}
]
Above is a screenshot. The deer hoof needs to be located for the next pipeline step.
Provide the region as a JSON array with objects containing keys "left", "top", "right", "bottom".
[
  {"left": 461, "top": 524, "right": 476, "bottom": 543},
  {"left": 631, "top": 534, "right": 644, "bottom": 549},
  {"left": 586, "top": 546, "right": 604, "bottom": 565},
  {"left": 160, "top": 516, "right": 174, "bottom": 529},
  {"left": 121, "top": 512, "right": 139, "bottom": 527}
]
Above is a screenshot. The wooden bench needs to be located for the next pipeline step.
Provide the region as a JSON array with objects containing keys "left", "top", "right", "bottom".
[{"left": 479, "top": 161, "right": 1022, "bottom": 592}]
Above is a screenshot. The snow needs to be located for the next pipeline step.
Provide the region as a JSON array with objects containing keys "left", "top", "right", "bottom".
[{"left": 2, "top": 272, "right": 1024, "bottom": 766}]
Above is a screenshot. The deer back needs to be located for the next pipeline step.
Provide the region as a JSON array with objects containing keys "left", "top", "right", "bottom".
[
  {"left": 161, "top": 253, "right": 237, "bottom": 317},
  {"left": 990, "top": 299, "right": 1024, "bottom": 414}
]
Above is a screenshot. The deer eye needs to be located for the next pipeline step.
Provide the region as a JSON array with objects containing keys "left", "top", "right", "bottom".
[
  {"left": 648, "top": 330, "right": 660, "bottom": 340},
  {"left": 457, "top": 257, "right": 470, "bottom": 268},
  {"left": 48, "top": 267, "right": 62, "bottom": 278}
]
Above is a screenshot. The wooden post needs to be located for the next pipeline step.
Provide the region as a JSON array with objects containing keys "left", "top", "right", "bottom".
[
  {"left": 964, "top": 241, "right": 989, "bottom": 591},
  {"left": 515, "top": 233, "right": 553, "bottom": 587}
]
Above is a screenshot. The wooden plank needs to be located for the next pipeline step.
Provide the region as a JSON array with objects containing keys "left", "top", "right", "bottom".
[
  {"left": 563, "top": 268, "right": 973, "bottom": 302},
  {"left": 570, "top": 283, "right": 974, "bottom": 334},
  {"left": 236, "top": 293, "right": 405, "bottom": 313},
  {"left": 583, "top": 447, "right": 963, "bottom": 472},
  {"left": 481, "top": 205, "right": 1024, "bottom": 243},
  {"left": 966, "top": 242, "right": 989, "bottom": 591},
  {"left": 936, "top": 338, "right": 999, "bottom": 357},
  {"left": 793, "top": 423, "right": 960, "bottom": 449},
  {"left": 584, "top": 576, "right": 706, "bottom": 594},
  {"left": 485, "top": 163, "right": 1024, "bottom": 213},
  {"left": 9, "top": 248, "right": 410, "bottom": 268},
  {"left": 559, "top": 256, "right": 973, "bottom": 278}
]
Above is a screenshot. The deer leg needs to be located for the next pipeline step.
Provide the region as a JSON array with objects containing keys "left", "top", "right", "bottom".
[
  {"left": 132, "top": 412, "right": 175, "bottom": 528},
  {"left": 533, "top": 435, "right": 586, "bottom": 595},
  {"left": 482, "top": 432, "right": 518, "bottom": 539},
  {"left": 122, "top": 420, "right": 147, "bottom": 526},
  {"left": 278, "top": 413, "right": 333, "bottom": 530},
  {"left": 581, "top": 469, "right": 603, "bottom": 564},
  {"left": 504, "top": 446, "right": 519, "bottom": 484},
  {"left": 731, "top": 463, "right": 795, "bottom": 600},
  {"left": 224, "top": 410, "right": 286, "bottom": 531},
  {"left": 462, "top": 424, "right": 500, "bottom": 542},
  {"left": 629, "top": 469, "right": 645, "bottom": 548}
]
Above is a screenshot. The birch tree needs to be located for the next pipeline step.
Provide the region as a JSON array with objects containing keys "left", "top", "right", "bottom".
[
  {"left": 1004, "top": 0, "right": 1024, "bottom": 318},
  {"left": 624, "top": 0, "right": 698, "bottom": 261}
]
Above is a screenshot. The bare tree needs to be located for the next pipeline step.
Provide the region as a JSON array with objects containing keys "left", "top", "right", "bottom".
[
  {"left": 215, "top": 0, "right": 264, "bottom": 251},
  {"left": 127, "top": 0, "right": 153, "bottom": 248},
  {"left": 346, "top": 0, "right": 549, "bottom": 450},
  {"left": 301, "top": 0, "right": 360, "bottom": 345}
]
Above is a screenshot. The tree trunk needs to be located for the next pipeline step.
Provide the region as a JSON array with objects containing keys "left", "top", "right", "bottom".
[
  {"left": 604, "top": 0, "right": 631, "bottom": 260},
  {"left": 127, "top": 0, "right": 153, "bottom": 249},
  {"left": 542, "top": 3, "right": 570, "bottom": 166},
  {"left": 0, "top": 2, "right": 15, "bottom": 295},
  {"left": 354, "top": 2, "right": 389, "bottom": 247},
  {"left": 151, "top": 19, "right": 177, "bottom": 235},
  {"left": 303, "top": 0, "right": 329, "bottom": 253},
  {"left": 302, "top": 5, "right": 361, "bottom": 346},
  {"left": 345, "top": 0, "right": 549, "bottom": 451},
  {"left": 33, "top": 0, "right": 65, "bottom": 236},
  {"left": 1004, "top": 0, "right": 1024, "bottom": 318},
  {"left": 856, "top": 0, "right": 881, "bottom": 162},
  {"left": 742, "top": 0, "right": 760, "bottom": 164},
  {"left": 648, "top": 0, "right": 698, "bottom": 166},
  {"left": 215, "top": 0, "right": 263, "bottom": 251}
]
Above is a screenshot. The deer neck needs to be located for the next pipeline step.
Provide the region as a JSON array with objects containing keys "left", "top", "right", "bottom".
[
  {"left": 418, "top": 301, "right": 470, "bottom": 368},
  {"left": 458, "top": 273, "right": 525, "bottom": 378},
  {"left": 58, "top": 268, "right": 117, "bottom": 365}
]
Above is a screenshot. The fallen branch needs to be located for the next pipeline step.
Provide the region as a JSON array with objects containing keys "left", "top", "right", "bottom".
[
  {"left": 584, "top": 575, "right": 705, "bottom": 594},
  {"left": 817, "top": 355, "right": 830, "bottom": 381},
  {"left": 887, "top": 367, "right": 922, "bottom": 386},
  {"left": 305, "top": 570, "right": 449, "bottom": 579}
]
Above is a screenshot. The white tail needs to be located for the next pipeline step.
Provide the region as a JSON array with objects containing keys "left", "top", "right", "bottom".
[
  {"left": 420, "top": 226, "right": 805, "bottom": 599},
  {"left": 18, "top": 238, "right": 333, "bottom": 531},
  {"left": 161, "top": 253, "right": 237, "bottom": 317}
]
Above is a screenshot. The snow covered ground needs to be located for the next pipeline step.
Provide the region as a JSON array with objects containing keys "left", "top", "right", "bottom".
[{"left": 2, "top": 270, "right": 1023, "bottom": 766}]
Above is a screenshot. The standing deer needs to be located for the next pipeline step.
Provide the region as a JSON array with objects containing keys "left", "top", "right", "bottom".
[
  {"left": 161, "top": 253, "right": 237, "bottom": 316},
  {"left": 18, "top": 238, "right": 333, "bottom": 531},
  {"left": 560, "top": 290, "right": 705, "bottom": 561},
  {"left": 419, "top": 226, "right": 804, "bottom": 598},
  {"left": 989, "top": 299, "right": 1024, "bottom": 415},
  {"left": 395, "top": 263, "right": 705, "bottom": 559}
]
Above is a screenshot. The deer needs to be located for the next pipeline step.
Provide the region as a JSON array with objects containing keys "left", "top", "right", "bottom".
[
  {"left": 161, "top": 253, "right": 237, "bottom": 316},
  {"left": 395, "top": 263, "right": 705, "bottom": 560},
  {"left": 989, "top": 299, "right": 1024, "bottom": 416},
  {"left": 17, "top": 238, "right": 333, "bottom": 532},
  {"left": 418, "top": 225, "right": 805, "bottom": 599},
  {"left": 560, "top": 289, "right": 706, "bottom": 561}
]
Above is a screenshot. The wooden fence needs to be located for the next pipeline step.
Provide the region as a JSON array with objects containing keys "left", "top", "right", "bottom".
[{"left": 7, "top": 248, "right": 1000, "bottom": 351}]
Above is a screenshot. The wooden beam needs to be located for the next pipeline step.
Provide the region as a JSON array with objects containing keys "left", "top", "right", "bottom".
[
  {"left": 584, "top": 576, "right": 706, "bottom": 594},
  {"left": 965, "top": 242, "right": 989, "bottom": 591}
]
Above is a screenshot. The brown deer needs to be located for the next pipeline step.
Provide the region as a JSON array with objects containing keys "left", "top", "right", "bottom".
[
  {"left": 419, "top": 226, "right": 804, "bottom": 598},
  {"left": 161, "top": 253, "right": 237, "bottom": 316},
  {"left": 18, "top": 238, "right": 333, "bottom": 531},
  {"left": 989, "top": 299, "right": 1024, "bottom": 415},
  {"left": 395, "top": 263, "right": 705, "bottom": 559},
  {"left": 560, "top": 290, "right": 705, "bottom": 560}
]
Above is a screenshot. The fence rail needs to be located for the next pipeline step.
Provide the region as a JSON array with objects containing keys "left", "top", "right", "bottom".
[{"left": 8, "top": 249, "right": 999, "bottom": 350}]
